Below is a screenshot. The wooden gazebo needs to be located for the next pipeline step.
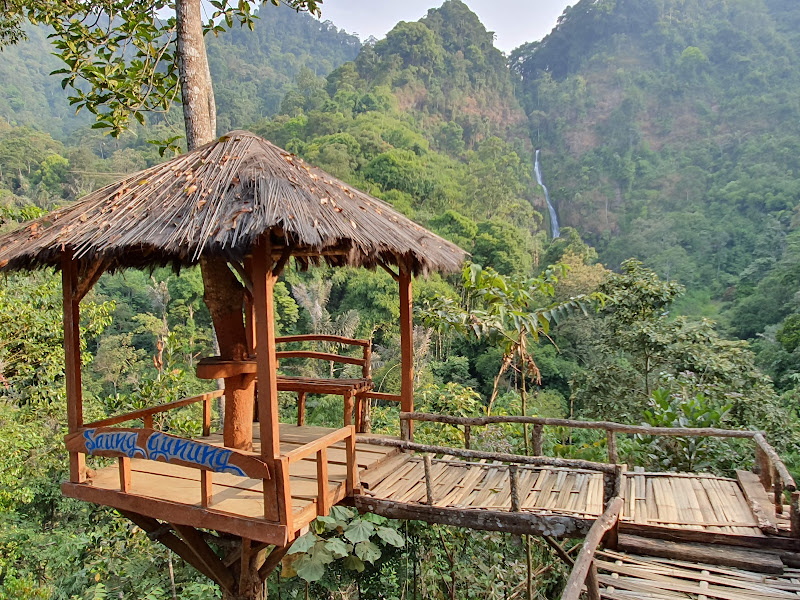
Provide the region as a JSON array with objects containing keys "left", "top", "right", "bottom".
[{"left": 0, "top": 130, "right": 465, "bottom": 597}]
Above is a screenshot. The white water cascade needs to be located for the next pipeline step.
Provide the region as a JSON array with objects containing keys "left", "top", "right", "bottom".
[{"left": 534, "top": 149, "right": 560, "bottom": 239}]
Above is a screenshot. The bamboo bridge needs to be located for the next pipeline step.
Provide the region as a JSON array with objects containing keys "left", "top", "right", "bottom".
[{"left": 69, "top": 402, "right": 800, "bottom": 600}]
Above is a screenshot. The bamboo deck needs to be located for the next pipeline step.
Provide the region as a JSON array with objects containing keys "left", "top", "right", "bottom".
[
  {"left": 595, "top": 549, "right": 800, "bottom": 599},
  {"left": 70, "top": 424, "right": 396, "bottom": 542},
  {"left": 358, "top": 456, "right": 771, "bottom": 539}
]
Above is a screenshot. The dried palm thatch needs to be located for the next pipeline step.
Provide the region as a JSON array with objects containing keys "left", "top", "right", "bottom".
[{"left": 0, "top": 131, "right": 466, "bottom": 275}]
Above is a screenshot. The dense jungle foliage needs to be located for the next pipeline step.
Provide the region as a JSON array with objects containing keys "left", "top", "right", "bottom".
[{"left": 1, "top": 0, "right": 800, "bottom": 598}]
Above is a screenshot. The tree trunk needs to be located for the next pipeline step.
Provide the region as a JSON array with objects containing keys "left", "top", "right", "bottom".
[{"left": 176, "top": 0, "right": 255, "bottom": 453}]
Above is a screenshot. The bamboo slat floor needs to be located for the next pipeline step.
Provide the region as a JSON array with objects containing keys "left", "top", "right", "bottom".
[
  {"left": 359, "top": 455, "right": 768, "bottom": 538},
  {"left": 595, "top": 549, "right": 800, "bottom": 599}
]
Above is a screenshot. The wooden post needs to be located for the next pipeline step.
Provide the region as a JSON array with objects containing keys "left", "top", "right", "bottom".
[
  {"left": 297, "top": 392, "right": 306, "bottom": 426},
  {"left": 775, "top": 466, "right": 784, "bottom": 515},
  {"left": 606, "top": 430, "right": 618, "bottom": 464},
  {"left": 791, "top": 491, "right": 800, "bottom": 538},
  {"left": 509, "top": 464, "right": 520, "bottom": 512},
  {"left": 202, "top": 396, "right": 211, "bottom": 437},
  {"left": 532, "top": 423, "right": 544, "bottom": 456},
  {"left": 423, "top": 454, "right": 434, "bottom": 505},
  {"left": 344, "top": 391, "right": 354, "bottom": 427},
  {"left": 317, "top": 447, "right": 329, "bottom": 516},
  {"left": 355, "top": 395, "right": 363, "bottom": 432},
  {"left": 464, "top": 425, "right": 471, "bottom": 450},
  {"left": 201, "top": 470, "right": 213, "bottom": 507},
  {"left": 118, "top": 457, "right": 131, "bottom": 493},
  {"left": 62, "top": 250, "right": 85, "bottom": 483},
  {"left": 345, "top": 425, "right": 357, "bottom": 494},
  {"left": 586, "top": 564, "right": 602, "bottom": 600},
  {"left": 252, "top": 235, "right": 280, "bottom": 462},
  {"left": 143, "top": 414, "right": 154, "bottom": 430},
  {"left": 399, "top": 260, "right": 414, "bottom": 441}
]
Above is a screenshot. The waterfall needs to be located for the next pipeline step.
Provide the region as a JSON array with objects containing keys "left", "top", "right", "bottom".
[{"left": 534, "top": 149, "right": 560, "bottom": 239}]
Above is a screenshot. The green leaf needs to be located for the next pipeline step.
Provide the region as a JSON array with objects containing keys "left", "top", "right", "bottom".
[
  {"left": 343, "top": 519, "right": 374, "bottom": 544},
  {"left": 324, "top": 538, "right": 351, "bottom": 559},
  {"left": 355, "top": 539, "right": 381, "bottom": 563},
  {"left": 376, "top": 526, "right": 405, "bottom": 548},
  {"left": 287, "top": 531, "right": 316, "bottom": 554},
  {"left": 343, "top": 555, "right": 365, "bottom": 572},
  {"left": 294, "top": 555, "right": 326, "bottom": 582}
]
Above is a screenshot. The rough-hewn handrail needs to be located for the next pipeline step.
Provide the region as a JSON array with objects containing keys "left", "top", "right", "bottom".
[
  {"left": 357, "top": 436, "right": 617, "bottom": 473},
  {"left": 85, "top": 390, "right": 222, "bottom": 433},
  {"left": 276, "top": 334, "right": 370, "bottom": 347},
  {"left": 400, "top": 412, "right": 761, "bottom": 439},
  {"left": 560, "top": 496, "right": 624, "bottom": 600},
  {"left": 754, "top": 433, "right": 796, "bottom": 491},
  {"left": 283, "top": 426, "right": 354, "bottom": 464}
]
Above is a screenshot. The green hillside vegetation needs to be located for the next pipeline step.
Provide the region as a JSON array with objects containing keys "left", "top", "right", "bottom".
[
  {"left": 510, "top": 0, "right": 800, "bottom": 371},
  {"left": 1, "top": 1, "right": 799, "bottom": 598}
]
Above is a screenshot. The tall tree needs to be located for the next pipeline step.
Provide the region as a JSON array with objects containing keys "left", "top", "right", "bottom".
[{"left": 5, "top": 0, "right": 321, "bottom": 451}]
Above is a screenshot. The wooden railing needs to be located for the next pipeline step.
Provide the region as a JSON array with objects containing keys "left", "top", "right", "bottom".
[
  {"left": 275, "top": 334, "right": 372, "bottom": 379},
  {"left": 560, "top": 496, "right": 624, "bottom": 600},
  {"left": 85, "top": 389, "right": 223, "bottom": 436},
  {"left": 65, "top": 425, "right": 278, "bottom": 520},
  {"left": 358, "top": 437, "right": 626, "bottom": 510},
  {"left": 283, "top": 425, "right": 358, "bottom": 525},
  {"left": 399, "top": 412, "right": 797, "bottom": 529}
]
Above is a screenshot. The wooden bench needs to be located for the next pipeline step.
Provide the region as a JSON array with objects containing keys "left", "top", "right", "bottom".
[{"left": 196, "top": 334, "right": 373, "bottom": 431}]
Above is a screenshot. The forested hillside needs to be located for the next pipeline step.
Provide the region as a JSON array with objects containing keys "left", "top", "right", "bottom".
[
  {"left": 510, "top": 0, "right": 800, "bottom": 387},
  {"left": 1, "top": 1, "right": 800, "bottom": 598}
]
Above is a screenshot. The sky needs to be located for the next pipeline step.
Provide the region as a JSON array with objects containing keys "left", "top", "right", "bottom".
[{"left": 317, "top": 0, "right": 573, "bottom": 54}]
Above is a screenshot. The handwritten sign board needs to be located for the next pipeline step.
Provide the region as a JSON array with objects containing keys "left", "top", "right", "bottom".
[{"left": 66, "top": 427, "right": 271, "bottom": 480}]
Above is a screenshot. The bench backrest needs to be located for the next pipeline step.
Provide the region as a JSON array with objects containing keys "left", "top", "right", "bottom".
[{"left": 275, "top": 334, "right": 372, "bottom": 379}]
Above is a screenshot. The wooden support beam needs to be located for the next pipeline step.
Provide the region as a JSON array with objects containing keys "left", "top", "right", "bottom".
[
  {"left": 62, "top": 250, "right": 85, "bottom": 483},
  {"left": 252, "top": 235, "right": 281, "bottom": 462},
  {"left": 75, "top": 258, "right": 106, "bottom": 302},
  {"left": 257, "top": 545, "right": 290, "bottom": 581},
  {"left": 399, "top": 260, "right": 414, "bottom": 441},
  {"left": 356, "top": 496, "right": 595, "bottom": 538},
  {"left": 614, "top": 533, "right": 785, "bottom": 574},
  {"left": 171, "top": 523, "right": 236, "bottom": 595},
  {"left": 65, "top": 483, "right": 289, "bottom": 545},
  {"left": 793, "top": 491, "right": 800, "bottom": 539},
  {"left": 560, "top": 496, "right": 624, "bottom": 600},
  {"left": 464, "top": 425, "right": 471, "bottom": 450},
  {"left": 118, "top": 511, "right": 219, "bottom": 583}
]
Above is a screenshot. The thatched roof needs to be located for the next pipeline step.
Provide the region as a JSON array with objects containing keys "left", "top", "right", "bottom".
[{"left": 0, "top": 131, "right": 466, "bottom": 275}]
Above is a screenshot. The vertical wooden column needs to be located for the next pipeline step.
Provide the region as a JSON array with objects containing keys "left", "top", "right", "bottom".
[
  {"left": 252, "top": 236, "right": 280, "bottom": 461},
  {"left": 399, "top": 259, "right": 414, "bottom": 441},
  {"left": 251, "top": 235, "right": 285, "bottom": 524},
  {"left": 62, "top": 250, "right": 85, "bottom": 483}
]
